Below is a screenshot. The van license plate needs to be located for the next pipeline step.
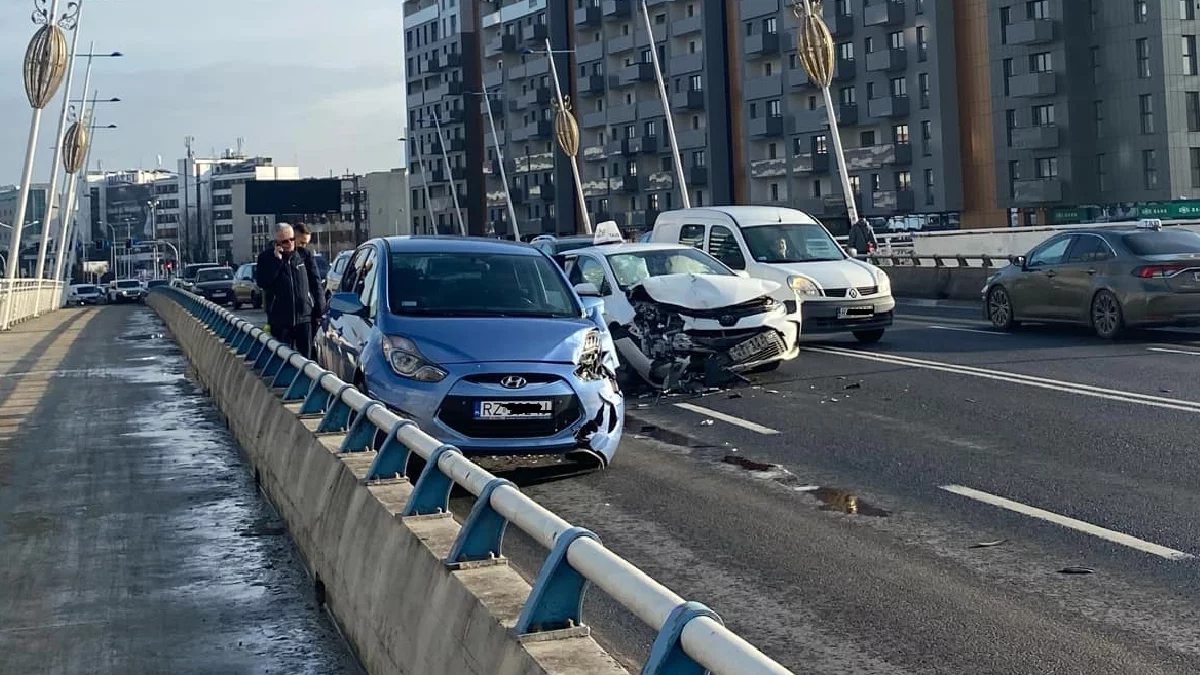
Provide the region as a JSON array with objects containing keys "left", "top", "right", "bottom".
[
  {"left": 474, "top": 400, "right": 553, "bottom": 420},
  {"left": 837, "top": 306, "right": 874, "bottom": 320}
]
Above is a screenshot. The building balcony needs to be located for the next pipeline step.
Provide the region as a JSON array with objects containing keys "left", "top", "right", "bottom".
[
  {"left": 577, "top": 39, "right": 605, "bottom": 63},
  {"left": 828, "top": 12, "right": 855, "bottom": 37},
  {"left": 1007, "top": 19, "right": 1056, "bottom": 45},
  {"left": 670, "top": 52, "right": 705, "bottom": 74},
  {"left": 611, "top": 174, "right": 642, "bottom": 192},
  {"left": 579, "top": 74, "right": 606, "bottom": 96},
  {"left": 688, "top": 165, "right": 709, "bottom": 185},
  {"left": 672, "top": 88, "right": 705, "bottom": 110},
  {"left": 838, "top": 103, "right": 860, "bottom": 125},
  {"left": 582, "top": 145, "right": 606, "bottom": 163},
  {"left": 526, "top": 217, "right": 548, "bottom": 233},
  {"left": 871, "top": 189, "right": 915, "bottom": 213},
  {"left": 833, "top": 57, "right": 856, "bottom": 81},
  {"left": 606, "top": 138, "right": 633, "bottom": 157},
  {"left": 525, "top": 23, "right": 549, "bottom": 42},
  {"left": 676, "top": 129, "right": 707, "bottom": 149},
  {"left": 863, "top": 0, "right": 904, "bottom": 26},
  {"left": 788, "top": 68, "right": 814, "bottom": 88},
  {"left": 744, "top": 75, "right": 783, "bottom": 100},
  {"left": 748, "top": 115, "right": 787, "bottom": 138},
  {"left": 524, "top": 58, "right": 549, "bottom": 78},
  {"left": 628, "top": 209, "right": 660, "bottom": 228},
  {"left": 444, "top": 109, "right": 465, "bottom": 124},
  {"left": 1009, "top": 71, "right": 1057, "bottom": 97},
  {"left": 428, "top": 52, "right": 461, "bottom": 72},
  {"left": 509, "top": 187, "right": 526, "bottom": 204},
  {"left": 432, "top": 138, "right": 466, "bottom": 154},
  {"left": 575, "top": 4, "right": 601, "bottom": 27},
  {"left": 522, "top": 87, "right": 553, "bottom": 108},
  {"left": 483, "top": 69, "right": 504, "bottom": 89},
  {"left": 581, "top": 110, "right": 608, "bottom": 128},
  {"left": 671, "top": 14, "right": 703, "bottom": 37},
  {"left": 610, "top": 34, "right": 635, "bottom": 54},
  {"left": 842, "top": 143, "right": 911, "bottom": 171},
  {"left": 481, "top": 95, "right": 503, "bottom": 116},
  {"left": 602, "top": 0, "right": 631, "bottom": 20},
  {"left": 865, "top": 47, "right": 907, "bottom": 73},
  {"left": 1011, "top": 124, "right": 1060, "bottom": 150},
  {"left": 511, "top": 119, "right": 553, "bottom": 141},
  {"left": 618, "top": 62, "right": 656, "bottom": 86},
  {"left": 485, "top": 33, "right": 519, "bottom": 57},
  {"left": 533, "top": 183, "right": 556, "bottom": 202},
  {"left": 628, "top": 136, "right": 659, "bottom": 154},
  {"left": 635, "top": 22, "right": 667, "bottom": 48},
  {"left": 746, "top": 32, "right": 782, "bottom": 58},
  {"left": 1013, "top": 178, "right": 1064, "bottom": 204},
  {"left": 793, "top": 152, "right": 831, "bottom": 174},
  {"left": 608, "top": 103, "right": 638, "bottom": 124},
  {"left": 750, "top": 158, "right": 788, "bottom": 179},
  {"left": 740, "top": 0, "right": 778, "bottom": 20},
  {"left": 867, "top": 95, "right": 910, "bottom": 119}
]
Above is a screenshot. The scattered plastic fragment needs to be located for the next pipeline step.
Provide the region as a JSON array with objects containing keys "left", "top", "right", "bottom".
[
  {"left": 1058, "top": 566, "right": 1094, "bottom": 575},
  {"left": 970, "top": 539, "right": 1007, "bottom": 549},
  {"left": 722, "top": 455, "right": 773, "bottom": 471},
  {"left": 699, "top": 419, "right": 715, "bottom": 427},
  {"left": 845, "top": 382, "right": 862, "bottom": 390}
]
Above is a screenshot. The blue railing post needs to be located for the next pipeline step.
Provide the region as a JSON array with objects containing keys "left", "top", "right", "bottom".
[
  {"left": 299, "top": 372, "right": 338, "bottom": 415},
  {"left": 246, "top": 336, "right": 267, "bottom": 363},
  {"left": 232, "top": 329, "right": 254, "bottom": 355},
  {"left": 252, "top": 340, "right": 276, "bottom": 372},
  {"left": 262, "top": 345, "right": 288, "bottom": 379},
  {"left": 513, "top": 527, "right": 600, "bottom": 635},
  {"left": 445, "top": 477, "right": 515, "bottom": 567},
  {"left": 282, "top": 366, "right": 313, "bottom": 401},
  {"left": 402, "top": 444, "right": 460, "bottom": 516},
  {"left": 316, "top": 383, "right": 355, "bottom": 432},
  {"left": 640, "top": 602, "right": 724, "bottom": 675},
  {"left": 340, "top": 401, "right": 384, "bottom": 452},
  {"left": 364, "top": 418, "right": 418, "bottom": 481},
  {"left": 270, "top": 353, "right": 302, "bottom": 389}
]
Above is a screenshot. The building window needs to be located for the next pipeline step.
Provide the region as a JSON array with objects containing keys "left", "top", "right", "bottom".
[
  {"left": 1091, "top": 46, "right": 1101, "bottom": 84},
  {"left": 1003, "top": 58, "right": 1013, "bottom": 95},
  {"left": 1000, "top": 6, "right": 1011, "bottom": 43},
  {"left": 888, "top": 31, "right": 904, "bottom": 49},
  {"left": 1140, "top": 94, "right": 1154, "bottom": 134},
  {"left": 918, "top": 73, "right": 930, "bottom": 108},
  {"left": 1137, "top": 38, "right": 1151, "bottom": 78},
  {"left": 1027, "top": 0, "right": 1049, "bottom": 19},
  {"left": 1192, "top": 148, "right": 1200, "bottom": 188},
  {"left": 917, "top": 26, "right": 928, "bottom": 61},
  {"left": 1005, "top": 109, "right": 1017, "bottom": 146},
  {"left": 1186, "top": 0, "right": 1197, "bottom": 20},
  {"left": 890, "top": 77, "right": 907, "bottom": 97},
  {"left": 893, "top": 124, "right": 909, "bottom": 144},
  {"left": 1093, "top": 100, "right": 1104, "bottom": 136},
  {"left": 921, "top": 120, "right": 933, "bottom": 155},
  {"left": 1144, "top": 149, "right": 1158, "bottom": 189},
  {"left": 1135, "top": 0, "right": 1148, "bottom": 22},
  {"left": 1188, "top": 92, "right": 1200, "bottom": 131},
  {"left": 767, "top": 99, "right": 782, "bottom": 117},
  {"left": 1097, "top": 154, "right": 1107, "bottom": 192},
  {"left": 1029, "top": 52, "right": 1052, "bottom": 73},
  {"left": 1033, "top": 104, "right": 1054, "bottom": 126},
  {"left": 896, "top": 171, "right": 911, "bottom": 190},
  {"left": 1035, "top": 157, "right": 1058, "bottom": 179},
  {"left": 1185, "top": 36, "right": 1198, "bottom": 75},
  {"left": 770, "top": 183, "right": 780, "bottom": 201},
  {"left": 924, "top": 169, "right": 935, "bottom": 205},
  {"left": 839, "top": 86, "right": 856, "bottom": 105},
  {"left": 1008, "top": 160, "right": 1021, "bottom": 199}
]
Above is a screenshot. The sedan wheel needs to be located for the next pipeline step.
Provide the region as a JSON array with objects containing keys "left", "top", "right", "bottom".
[
  {"left": 987, "top": 286, "right": 1017, "bottom": 330},
  {"left": 1091, "top": 290, "right": 1124, "bottom": 339}
]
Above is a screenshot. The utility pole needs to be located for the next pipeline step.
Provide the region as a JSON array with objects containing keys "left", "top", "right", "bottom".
[{"left": 183, "top": 136, "right": 193, "bottom": 262}]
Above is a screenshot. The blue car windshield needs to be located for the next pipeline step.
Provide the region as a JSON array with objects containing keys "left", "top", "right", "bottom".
[{"left": 388, "top": 251, "right": 580, "bottom": 318}]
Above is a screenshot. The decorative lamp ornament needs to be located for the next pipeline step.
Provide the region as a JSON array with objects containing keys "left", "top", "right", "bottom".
[
  {"left": 553, "top": 95, "right": 580, "bottom": 158},
  {"left": 792, "top": 0, "right": 835, "bottom": 89},
  {"left": 23, "top": 1, "right": 79, "bottom": 109},
  {"left": 61, "top": 107, "right": 90, "bottom": 174}
]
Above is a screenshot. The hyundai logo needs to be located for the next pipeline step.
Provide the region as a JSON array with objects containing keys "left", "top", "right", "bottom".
[{"left": 500, "top": 375, "right": 527, "bottom": 390}]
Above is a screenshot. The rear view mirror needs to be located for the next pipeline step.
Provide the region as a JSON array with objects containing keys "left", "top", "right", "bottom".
[
  {"left": 1015, "top": 255, "right": 1027, "bottom": 268},
  {"left": 574, "top": 282, "right": 602, "bottom": 297},
  {"left": 329, "top": 291, "right": 367, "bottom": 317}
]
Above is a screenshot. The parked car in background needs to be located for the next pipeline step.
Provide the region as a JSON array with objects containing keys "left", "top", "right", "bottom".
[
  {"left": 316, "top": 236, "right": 624, "bottom": 467},
  {"left": 191, "top": 266, "right": 235, "bottom": 305},
  {"left": 530, "top": 234, "right": 598, "bottom": 257},
  {"left": 146, "top": 279, "right": 169, "bottom": 291},
  {"left": 174, "top": 263, "right": 222, "bottom": 291},
  {"left": 312, "top": 253, "right": 330, "bottom": 288},
  {"left": 231, "top": 263, "right": 261, "bottom": 309},
  {"left": 67, "top": 284, "right": 104, "bottom": 305},
  {"left": 324, "top": 250, "right": 353, "bottom": 300},
  {"left": 107, "top": 279, "right": 144, "bottom": 304},
  {"left": 983, "top": 220, "right": 1200, "bottom": 339}
]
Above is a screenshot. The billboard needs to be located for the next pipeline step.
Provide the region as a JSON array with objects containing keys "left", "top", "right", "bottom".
[{"left": 244, "top": 179, "right": 341, "bottom": 216}]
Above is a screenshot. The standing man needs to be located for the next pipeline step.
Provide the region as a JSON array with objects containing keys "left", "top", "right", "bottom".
[
  {"left": 847, "top": 217, "right": 878, "bottom": 256},
  {"left": 256, "top": 223, "right": 325, "bottom": 358},
  {"left": 292, "top": 223, "right": 325, "bottom": 336}
]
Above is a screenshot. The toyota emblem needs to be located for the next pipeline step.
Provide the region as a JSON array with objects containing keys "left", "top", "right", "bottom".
[
  {"left": 847, "top": 288, "right": 859, "bottom": 299},
  {"left": 500, "top": 375, "right": 527, "bottom": 390},
  {"left": 718, "top": 314, "right": 738, "bottom": 327}
]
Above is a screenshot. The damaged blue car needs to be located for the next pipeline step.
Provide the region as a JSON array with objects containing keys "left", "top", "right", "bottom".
[{"left": 316, "top": 236, "right": 624, "bottom": 467}]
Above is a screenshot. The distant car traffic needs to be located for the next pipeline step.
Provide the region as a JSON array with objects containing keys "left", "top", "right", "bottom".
[
  {"left": 67, "top": 284, "right": 103, "bottom": 305},
  {"left": 191, "top": 266, "right": 235, "bottom": 305},
  {"left": 983, "top": 221, "right": 1200, "bottom": 338},
  {"left": 174, "top": 263, "right": 222, "bottom": 291},
  {"left": 107, "top": 279, "right": 143, "bottom": 304},
  {"left": 324, "top": 250, "right": 353, "bottom": 300},
  {"left": 315, "top": 236, "right": 624, "bottom": 466},
  {"left": 231, "top": 263, "right": 261, "bottom": 309}
]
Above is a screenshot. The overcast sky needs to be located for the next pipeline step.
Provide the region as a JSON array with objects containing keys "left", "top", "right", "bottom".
[{"left": 0, "top": 0, "right": 407, "bottom": 185}]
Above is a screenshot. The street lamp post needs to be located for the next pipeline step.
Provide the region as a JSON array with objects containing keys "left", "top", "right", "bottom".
[
  {"left": 467, "top": 89, "right": 521, "bottom": 239},
  {"left": 55, "top": 111, "right": 116, "bottom": 288},
  {"left": 400, "top": 135, "right": 438, "bottom": 235},
  {"left": 540, "top": 40, "right": 592, "bottom": 234},
  {"left": 637, "top": 0, "right": 690, "bottom": 210},
  {"left": 793, "top": 0, "right": 858, "bottom": 224},
  {"left": 421, "top": 114, "right": 467, "bottom": 236},
  {"left": 4, "top": 0, "right": 74, "bottom": 331}
]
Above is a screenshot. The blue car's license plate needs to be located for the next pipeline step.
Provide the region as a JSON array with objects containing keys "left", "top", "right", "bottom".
[{"left": 474, "top": 400, "right": 553, "bottom": 420}]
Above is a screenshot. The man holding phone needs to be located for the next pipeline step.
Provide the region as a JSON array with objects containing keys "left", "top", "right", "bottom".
[{"left": 255, "top": 223, "right": 325, "bottom": 358}]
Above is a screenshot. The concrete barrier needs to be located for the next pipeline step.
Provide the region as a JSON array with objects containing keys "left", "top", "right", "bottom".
[
  {"left": 885, "top": 266, "right": 991, "bottom": 301},
  {"left": 147, "top": 293, "right": 628, "bottom": 675}
]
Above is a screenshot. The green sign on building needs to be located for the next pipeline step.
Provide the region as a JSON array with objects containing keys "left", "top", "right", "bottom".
[{"left": 1137, "top": 201, "right": 1200, "bottom": 219}]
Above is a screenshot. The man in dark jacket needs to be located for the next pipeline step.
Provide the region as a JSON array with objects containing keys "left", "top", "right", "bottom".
[
  {"left": 847, "top": 217, "right": 877, "bottom": 256},
  {"left": 256, "top": 223, "right": 325, "bottom": 358},
  {"left": 292, "top": 223, "right": 324, "bottom": 331}
]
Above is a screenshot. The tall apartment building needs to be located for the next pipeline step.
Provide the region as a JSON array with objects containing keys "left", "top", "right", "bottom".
[
  {"left": 404, "top": 0, "right": 488, "bottom": 236},
  {"left": 989, "top": 0, "right": 1200, "bottom": 224},
  {"left": 0, "top": 183, "right": 49, "bottom": 254}
]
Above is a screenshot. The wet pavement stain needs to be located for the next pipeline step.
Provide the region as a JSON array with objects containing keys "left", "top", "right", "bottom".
[
  {"left": 722, "top": 455, "right": 775, "bottom": 472},
  {"left": 806, "top": 487, "right": 891, "bottom": 517}
]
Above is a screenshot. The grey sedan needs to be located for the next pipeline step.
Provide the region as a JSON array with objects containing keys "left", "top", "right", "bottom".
[{"left": 983, "top": 224, "right": 1200, "bottom": 338}]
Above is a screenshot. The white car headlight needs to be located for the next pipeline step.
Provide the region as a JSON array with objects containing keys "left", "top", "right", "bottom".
[
  {"left": 874, "top": 268, "right": 891, "bottom": 296},
  {"left": 788, "top": 275, "right": 822, "bottom": 297},
  {"left": 381, "top": 335, "right": 447, "bottom": 382}
]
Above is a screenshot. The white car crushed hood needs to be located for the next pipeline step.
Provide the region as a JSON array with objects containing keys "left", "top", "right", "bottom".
[
  {"left": 635, "top": 273, "right": 783, "bottom": 310},
  {"left": 770, "top": 259, "right": 878, "bottom": 291}
]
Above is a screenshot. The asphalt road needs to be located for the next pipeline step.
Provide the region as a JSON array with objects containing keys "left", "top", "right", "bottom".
[{"left": 225, "top": 301, "right": 1200, "bottom": 674}]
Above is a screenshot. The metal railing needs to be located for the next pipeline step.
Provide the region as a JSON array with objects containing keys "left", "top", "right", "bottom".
[
  {"left": 0, "top": 279, "right": 64, "bottom": 330},
  {"left": 156, "top": 286, "right": 795, "bottom": 675},
  {"left": 860, "top": 253, "right": 1020, "bottom": 268}
]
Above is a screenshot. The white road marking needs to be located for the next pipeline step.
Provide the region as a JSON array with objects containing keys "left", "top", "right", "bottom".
[
  {"left": 673, "top": 402, "right": 780, "bottom": 435},
  {"left": 925, "top": 325, "right": 1006, "bottom": 336},
  {"left": 802, "top": 345, "right": 1200, "bottom": 413},
  {"left": 1147, "top": 347, "right": 1200, "bottom": 357},
  {"left": 941, "top": 485, "right": 1194, "bottom": 561}
]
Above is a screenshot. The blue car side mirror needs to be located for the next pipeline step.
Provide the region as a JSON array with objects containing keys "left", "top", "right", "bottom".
[
  {"left": 329, "top": 291, "right": 367, "bottom": 317},
  {"left": 580, "top": 295, "right": 605, "bottom": 324}
]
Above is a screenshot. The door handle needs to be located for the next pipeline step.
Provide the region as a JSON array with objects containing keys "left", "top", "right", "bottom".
[{"left": 1086, "top": 268, "right": 1097, "bottom": 276}]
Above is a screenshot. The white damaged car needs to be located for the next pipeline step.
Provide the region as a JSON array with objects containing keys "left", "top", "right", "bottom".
[{"left": 552, "top": 226, "right": 800, "bottom": 390}]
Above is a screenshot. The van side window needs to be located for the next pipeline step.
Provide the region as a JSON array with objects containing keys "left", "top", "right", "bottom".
[
  {"left": 708, "top": 226, "right": 746, "bottom": 270},
  {"left": 679, "top": 224, "right": 705, "bottom": 249}
]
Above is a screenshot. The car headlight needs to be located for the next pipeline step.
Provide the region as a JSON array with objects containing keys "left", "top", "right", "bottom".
[
  {"left": 788, "top": 275, "right": 822, "bottom": 297},
  {"left": 874, "top": 269, "right": 891, "bottom": 296},
  {"left": 575, "top": 329, "right": 605, "bottom": 380},
  {"left": 381, "top": 335, "right": 447, "bottom": 382}
]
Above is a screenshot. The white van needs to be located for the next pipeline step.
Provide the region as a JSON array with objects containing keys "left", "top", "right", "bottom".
[{"left": 650, "top": 206, "right": 895, "bottom": 343}]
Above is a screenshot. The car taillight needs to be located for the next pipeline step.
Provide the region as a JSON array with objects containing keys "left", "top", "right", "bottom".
[{"left": 1133, "top": 264, "right": 1188, "bottom": 279}]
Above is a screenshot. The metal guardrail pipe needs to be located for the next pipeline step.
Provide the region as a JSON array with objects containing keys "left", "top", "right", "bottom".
[{"left": 162, "top": 286, "right": 799, "bottom": 675}]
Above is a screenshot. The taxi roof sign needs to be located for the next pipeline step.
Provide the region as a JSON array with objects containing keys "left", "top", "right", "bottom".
[
  {"left": 1137, "top": 218, "right": 1163, "bottom": 230},
  {"left": 593, "top": 220, "right": 624, "bottom": 245}
]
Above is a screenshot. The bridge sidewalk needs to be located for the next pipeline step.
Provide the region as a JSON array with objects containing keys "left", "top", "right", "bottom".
[{"left": 0, "top": 306, "right": 358, "bottom": 674}]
